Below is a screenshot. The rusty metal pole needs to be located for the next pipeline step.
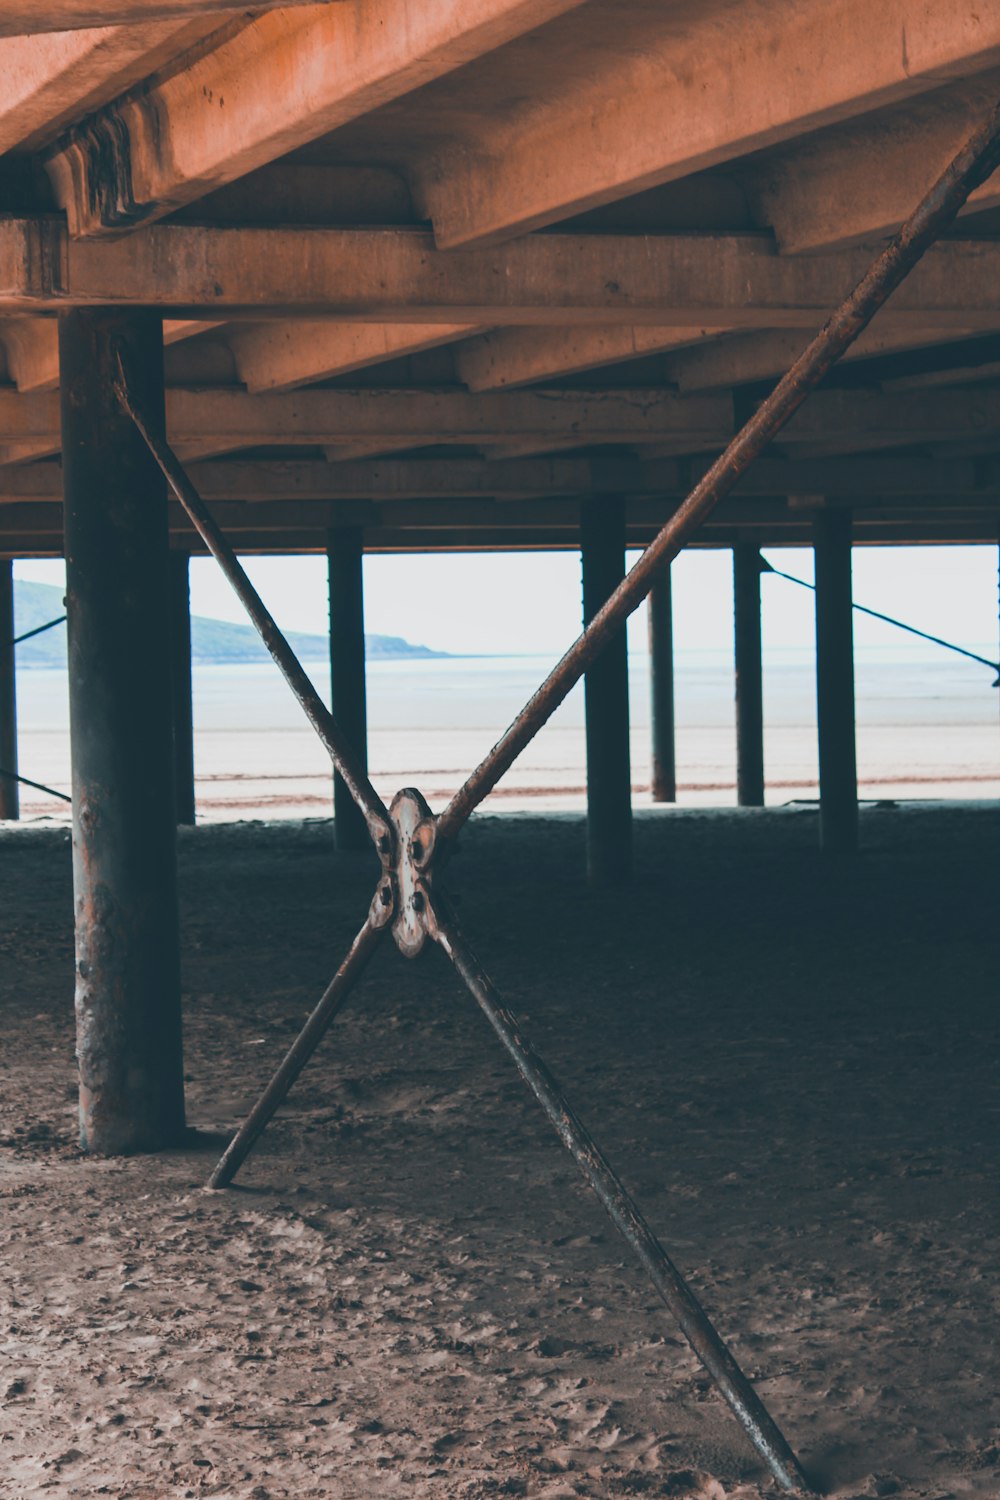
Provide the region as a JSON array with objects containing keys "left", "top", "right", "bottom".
[
  {"left": 328, "top": 527, "right": 370, "bottom": 852},
  {"left": 814, "top": 509, "right": 858, "bottom": 854},
  {"left": 648, "top": 568, "right": 676, "bottom": 802},
  {"left": 432, "top": 902, "right": 811, "bottom": 1495},
  {"left": 209, "top": 915, "right": 385, "bottom": 1188},
  {"left": 0, "top": 559, "right": 18, "bottom": 820},
  {"left": 581, "top": 496, "right": 632, "bottom": 884},
  {"left": 734, "top": 543, "right": 765, "bottom": 807},
  {"left": 61, "top": 310, "right": 185, "bottom": 1153},
  {"left": 169, "top": 552, "right": 196, "bottom": 827}
]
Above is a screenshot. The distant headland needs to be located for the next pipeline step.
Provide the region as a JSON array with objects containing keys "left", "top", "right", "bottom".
[{"left": 13, "top": 579, "right": 449, "bottom": 668}]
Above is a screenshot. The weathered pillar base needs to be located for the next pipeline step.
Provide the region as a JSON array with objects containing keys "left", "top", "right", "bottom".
[
  {"left": 581, "top": 496, "right": 632, "bottom": 885},
  {"left": 61, "top": 309, "right": 185, "bottom": 1154},
  {"left": 814, "top": 509, "right": 859, "bottom": 854}
]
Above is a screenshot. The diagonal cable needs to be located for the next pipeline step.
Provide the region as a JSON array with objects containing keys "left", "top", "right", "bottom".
[
  {"left": 114, "top": 366, "right": 391, "bottom": 847},
  {"left": 436, "top": 102, "right": 1000, "bottom": 844},
  {"left": 763, "top": 559, "right": 1000, "bottom": 678},
  {"left": 0, "top": 766, "right": 71, "bottom": 803},
  {"left": 12, "top": 614, "right": 66, "bottom": 647}
]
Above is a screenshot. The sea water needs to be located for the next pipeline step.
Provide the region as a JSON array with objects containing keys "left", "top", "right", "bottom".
[{"left": 10, "top": 646, "right": 1000, "bottom": 821}]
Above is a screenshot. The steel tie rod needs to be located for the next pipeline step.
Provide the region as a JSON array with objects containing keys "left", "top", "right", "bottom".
[
  {"left": 0, "top": 766, "right": 71, "bottom": 803},
  {"left": 209, "top": 914, "right": 386, "bottom": 1189},
  {"left": 114, "top": 366, "right": 391, "bottom": 849},
  {"left": 11, "top": 614, "right": 67, "bottom": 647},
  {"left": 430, "top": 896, "right": 810, "bottom": 1494},
  {"left": 763, "top": 560, "right": 1000, "bottom": 678},
  {"left": 436, "top": 102, "right": 1000, "bottom": 845}
]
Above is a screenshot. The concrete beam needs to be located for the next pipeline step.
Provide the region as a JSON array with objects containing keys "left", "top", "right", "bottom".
[
  {"left": 113, "top": 386, "right": 1000, "bottom": 455},
  {"left": 883, "top": 359, "right": 1000, "bottom": 392},
  {"left": 6, "top": 451, "right": 1000, "bottom": 506},
  {"left": 30, "top": 525, "right": 1000, "bottom": 554},
  {"left": 45, "top": 0, "right": 588, "bottom": 237},
  {"left": 0, "top": 386, "right": 735, "bottom": 454},
  {"left": 6, "top": 493, "right": 999, "bottom": 538},
  {"left": 0, "top": 315, "right": 217, "bottom": 393},
  {"left": 323, "top": 442, "right": 430, "bottom": 464},
  {"left": 663, "top": 326, "right": 982, "bottom": 393},
  {"left": 457, "top": 325, "right": 733, "bottom": 390},
  {"left": 173, "top": 164, "right": 416, "bottom": 228},
  {"left": 778, "top": 388, "right": 1000, "bottom": 450},
  {"left": 747, "top": 73, "right": 1000, "bottom": 255},
  {"left": 0, "top": 455, "right": 605, "bottom": 503},
  {"left": 419, "top": 0, "right": 1000, "bottom": 248},
  {"left": 479, "top": 436, "right": 626, "bottom": 463},
  {"left": 0, "top": 439, "right": 61, "bottom": 466},
  {"left": 7, "top": 499, "right": 999, "bottom": 554},
  {"left": 0, "top": 493, "right": 822, "bottom": 537},
  {"left": 228, "top": 321, "right": 478, "bottom": 393},
  {"left": 0, "top": 18, "right": 231, "bottom": 155},
  {"left": 5, "top": 223, "right": 1000, "bottom": 330},
  {"left": 0, "top": 2, "right": 318, "bottom": 36}
]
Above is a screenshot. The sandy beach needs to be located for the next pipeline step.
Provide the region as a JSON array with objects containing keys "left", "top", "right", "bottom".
[
  {"left": 0, "top": 804, "right": 997, "bottom": 1498},
  {"left": 9, "top": 648, "right": 1000, "bottom": 823}
]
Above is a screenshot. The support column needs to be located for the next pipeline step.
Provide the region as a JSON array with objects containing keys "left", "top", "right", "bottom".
[
  {"left": 0, "top": 559, "right": 18, "bottom": 820},
  {"left": 814, "top": 509, "right": 858, "bottom": 853},
  {"left": 581, "top": 496, "right": 632, "bottom": 884},
  {"left": 169, "top": 553, "right": 196, "bottom": 826},
  {"left": 61, "top": 310, "right": 185, "bottom": 1153},
  {"left": 327, "top": 527, "right": 369, "bottom": 852},
  {"left": 648, "top": 567, "right": 676, "bottom": 802},
  {"left": 733, "top": 542, "right": 765, "bottom": 807}
]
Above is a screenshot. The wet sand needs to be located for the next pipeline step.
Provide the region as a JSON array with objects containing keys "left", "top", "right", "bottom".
[{"left": 0, "top": 804, "right": 997, "bottom": 1498}]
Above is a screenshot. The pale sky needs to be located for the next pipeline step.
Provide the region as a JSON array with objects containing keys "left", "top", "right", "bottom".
[{"left": 14, "top": 545, "right": 999, "bottom": 660}]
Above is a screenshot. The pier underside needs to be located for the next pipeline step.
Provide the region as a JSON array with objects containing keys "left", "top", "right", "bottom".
[
  {"left": 2, "top": 2, "right": 1000, "bottom": 557},
  {"left": 1, "top": 5, "right": 999, "bottom": 1495}
]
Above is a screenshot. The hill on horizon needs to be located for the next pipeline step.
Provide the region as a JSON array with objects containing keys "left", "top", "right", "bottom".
[{"left": 12, "top": 579, "right": 448, "bottom": 668}]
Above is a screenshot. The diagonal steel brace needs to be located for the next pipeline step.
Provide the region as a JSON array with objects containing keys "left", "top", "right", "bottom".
[{"left": 115, "top": 103, "right": 1000, "bottom": 1496}]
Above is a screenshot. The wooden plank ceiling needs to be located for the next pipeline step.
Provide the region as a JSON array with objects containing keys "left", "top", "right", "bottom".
[{"left": 3, "top": 0, "right": 1000, "bottom": 553}]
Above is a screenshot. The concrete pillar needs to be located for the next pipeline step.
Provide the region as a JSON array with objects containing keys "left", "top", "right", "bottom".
[
  {"left": 0, "top": 559, "right": 18, "bottom": 820},
  {"left": 733, "top": 542, "right": 765, "bottom": 807},
  {"left": 61, "top": 309, "right": 185, "bottom": 1153},
  {"left": 581, "top": 496, "right": 632, "bottom": 884},
  {"left": 648, "top": 568, "right": 676, "bottom": 802},
  {"left": 814, "top": 509, "right": 858, "bottom": 853},
  {"left": 327, "top": 527, "right": 369, "bottom": 852},
  {"left": 169, "top": 553, "right": 196, "bottom": 826}
]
